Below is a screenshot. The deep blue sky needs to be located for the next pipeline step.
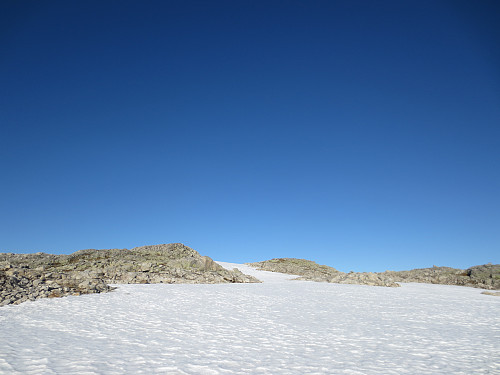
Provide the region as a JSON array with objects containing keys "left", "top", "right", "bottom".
[{"left": 1, "top": 1, "right": 499, "bottom": 272}]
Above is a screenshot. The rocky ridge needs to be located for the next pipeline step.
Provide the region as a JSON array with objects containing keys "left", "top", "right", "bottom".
[
  {"left": 0, "top": 243, "right": 259, "bottom": 307},
  {"left": 248, "top": 258, "right": 500, "bottom": 289},
  {"left": 381, "top": 263, "right": 500, "bottom": 290},
  {"left": 247, "top": 258, "right": 400, "bottom": 287}
]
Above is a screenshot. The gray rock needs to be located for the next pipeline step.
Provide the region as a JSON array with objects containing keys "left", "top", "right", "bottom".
[
  {"left": 248, "top": 258, "right": 500, "bottom": 290},
  {"left": 381, "top": 264, "right": 500, "bottom": 290},
  {"left": 481, "top": 291, "right": 500, "bottom": 296},
  {"left": 0, "top": 243, "right": 260, "bottom": 307},
  {"left": 248, "top": 258, "right": 400, "bottom": 287}
]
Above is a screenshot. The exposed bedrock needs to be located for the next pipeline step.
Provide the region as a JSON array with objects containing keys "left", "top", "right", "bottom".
[
  {"left": 247, "top": 258, "right": 400, "bottom": 287},
  {"left": 382, "top": 263, "right": 500, "bottom": 290},
  {"left": 0, "top": 243, "right": 259, "bottom": 307},
  {"left": 248, "top": 258, "right": 500, "bottom": 290}
]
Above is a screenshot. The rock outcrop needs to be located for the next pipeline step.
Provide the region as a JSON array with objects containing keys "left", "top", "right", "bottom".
[
  {"left": 248, "top": 258, "right": 500, "bottom": 290},
  {"left": 247, "top": 258, "right": 400, "bottom": 287},
  {"left": 0, "top": 266, "right": 113, "bottom": 307},
  {"left": 0, "top": 243, "right": 260, "bottom": 307},
  {"left": 381, "top": 263, "right": 500, "bottom": 290},
  {"left": 481, "top": 291, "right": 500, "bottom": 296}
]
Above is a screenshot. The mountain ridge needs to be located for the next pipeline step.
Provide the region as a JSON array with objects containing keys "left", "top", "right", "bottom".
[
  {"left": 248, "top": 258, "right": 500, "bottom": 290},
  {"left": 0, "top": 243, "right": 259, "bottom": 307}
]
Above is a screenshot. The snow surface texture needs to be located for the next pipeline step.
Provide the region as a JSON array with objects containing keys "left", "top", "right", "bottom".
[{"left": 0, "top": 262, "right": 499, "bottom": 375}]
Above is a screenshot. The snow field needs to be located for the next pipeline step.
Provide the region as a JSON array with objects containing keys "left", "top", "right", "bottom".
[{"left": 0, "top": 262, "right": 498, "bottom": 374}]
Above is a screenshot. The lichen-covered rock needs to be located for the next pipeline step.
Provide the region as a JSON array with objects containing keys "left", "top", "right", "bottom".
[
  {"left": 247, "top": 258, "right": 400, "bottom": 287},
  {"left": 0, "top": 266, "right": 113, "bottom": 307},
  {"left": 381, "top": 263, "right": 500, "bottom": 290},
  {"left": 248, "top": 258, "right": 500, "bottom": 290},
  {"left": 0, "top": 243, "right": 259, "bottom": 307},
  {"left": 247, "top": 258, "right": 340, "bottom": 278}
]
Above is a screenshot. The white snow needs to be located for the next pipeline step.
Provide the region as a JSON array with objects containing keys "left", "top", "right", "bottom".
[
  {"left": 0, "top": 262, "right": 499, "bottom": 374},
  {"left": 216, "top": 261, "right": 301, "bottom": 283}
]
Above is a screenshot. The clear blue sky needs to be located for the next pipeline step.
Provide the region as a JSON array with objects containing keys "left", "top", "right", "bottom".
[{"left": 1, "top": 1, "right": 499, "bottom": 272}]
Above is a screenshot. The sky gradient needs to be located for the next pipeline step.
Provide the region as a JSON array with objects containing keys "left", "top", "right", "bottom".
[{"left": 1, "top": 1, "right": 499, "bottom": 272}]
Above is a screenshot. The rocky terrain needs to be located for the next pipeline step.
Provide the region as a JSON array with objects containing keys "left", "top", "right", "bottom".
[
  {"left": 247, "top": 258, "right": 400, "bottom": 287},
  {"left": 248, "top": 258, "right": 500, "bottom": 290},
  {"left": 0, "top": 266, "right": 113, "bottom": 307},
  {"left": 0, "top": 243, "right": 259, "bottom": 307},
  {"left": 382, "top": 263, "right": 500, "bottom": 290},
  {"left": 2, "top": 246, "right": 498, "bottom": 307}
]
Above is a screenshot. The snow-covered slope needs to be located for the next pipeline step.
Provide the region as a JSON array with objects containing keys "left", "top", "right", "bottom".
[
  {"left": 216, "top": 261, "right": 300, "bottom": 283},
  {"left": 0, "top": 263, "right": 498, "bottom": 374}
]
